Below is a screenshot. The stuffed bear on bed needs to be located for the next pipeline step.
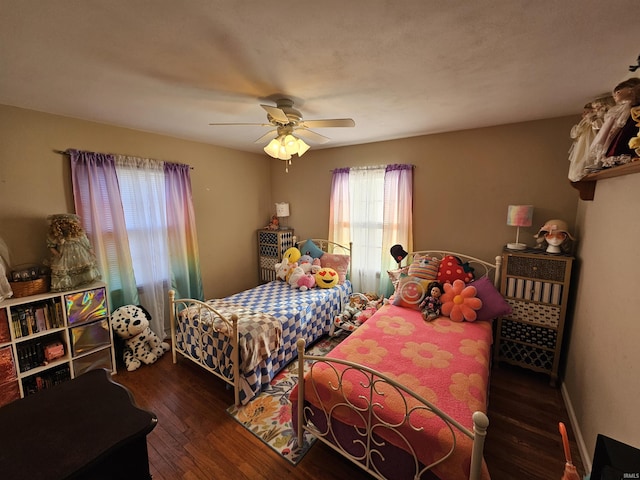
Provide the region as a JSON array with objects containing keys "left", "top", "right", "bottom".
[{"left": 111, "top": 304, "right": 170, "bottom": 371}]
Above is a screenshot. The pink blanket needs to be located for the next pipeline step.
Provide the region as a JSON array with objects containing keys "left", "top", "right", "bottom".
[{"left": 300, "top": 304, "right": 492, "bottom": 480}]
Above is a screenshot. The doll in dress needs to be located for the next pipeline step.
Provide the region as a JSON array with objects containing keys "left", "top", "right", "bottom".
[
  {"left": 46, "top": 213, "right": 101, "bottom": 292},
  {"left": 589, "top": 78, "right": 640, "bottom": 168},
  {"left": 567, "top": 98, "right": 613, "bottom": 181},
  {"left": 419, "top": 281, "right": 443, "bottom": 322}
]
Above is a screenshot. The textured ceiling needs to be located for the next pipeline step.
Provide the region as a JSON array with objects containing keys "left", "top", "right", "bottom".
[{"left": 1, "top": 1, "right": 638, "bottom": 154}]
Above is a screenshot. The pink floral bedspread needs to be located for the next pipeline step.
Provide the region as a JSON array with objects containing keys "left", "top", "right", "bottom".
[{"left": 301, "top": 304, "right": 492, "bottom": 480}]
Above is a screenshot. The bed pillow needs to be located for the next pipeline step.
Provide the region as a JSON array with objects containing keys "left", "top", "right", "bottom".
[
  {"left": 298, "top": 240, "right": 324, "bottom": 259},
  {"left": 391, "top": 275, "right": 429, "bottom": 310},
  {"left": 320, "top": 253, "right": 350, "bottom": 284},
  {"left": 471, "top": 277, "right": 512, "bottom": 321},
  {"left": 440, "top": 279, "right": 482, "bottom": 322},
  {"left": 407, "top": 255, "right": 440, "bottom": 280},
  {"left": 387, "top": 266, "right": 409, "bottom": 290},
  {"left": 437, "top": 255, "right": 474, "bottom": 284}
]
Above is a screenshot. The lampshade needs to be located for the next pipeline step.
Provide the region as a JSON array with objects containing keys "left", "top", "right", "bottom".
[
  {"left": 275, "top": 202, "right": 290, "bottom": 217},
  {"left": 506, "top": 205, "right": 533, "bottom": 250},
  {"left": 263, "top": 132, "right": 310, "bottom": 172},
  {"left": 275, "top": 202, "right": 290, "bottom": 230}
]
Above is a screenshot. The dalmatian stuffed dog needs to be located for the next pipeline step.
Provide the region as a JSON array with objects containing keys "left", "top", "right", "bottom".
[{"left": 111, "top": 304, "right": 170, "bottom": 371}]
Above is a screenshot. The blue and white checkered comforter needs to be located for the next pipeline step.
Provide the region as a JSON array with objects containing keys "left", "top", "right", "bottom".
[{"left": 176, "top": 280, "right": 352, "bottom": 404}]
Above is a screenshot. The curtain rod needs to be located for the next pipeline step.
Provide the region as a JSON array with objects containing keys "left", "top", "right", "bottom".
[
  {"left": 330, "top": 163, "right": 416, "bottom": 172},
  {"left": 52, "top": 149, "right": 194, "bottom": 169}
]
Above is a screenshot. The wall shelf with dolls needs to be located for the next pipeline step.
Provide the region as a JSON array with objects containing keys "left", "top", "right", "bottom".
[
  {"left": 568, "top": 77, "right": 640, "bottom": 201},
  {"left": 571, "top": 160, "right": 640, "bottom": 200}
]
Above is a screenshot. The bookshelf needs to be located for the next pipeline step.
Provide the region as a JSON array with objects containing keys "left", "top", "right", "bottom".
[{"left": 0, "top": 281, "right": 116, "bottom": 406}]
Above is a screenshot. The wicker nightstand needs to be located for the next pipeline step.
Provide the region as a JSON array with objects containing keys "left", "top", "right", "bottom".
[
  {"left": 494, "top": 249, "right": 574, "bottom": 386},
  {"left": 257, "top": 229, "right": 294, "bottom": 283}
]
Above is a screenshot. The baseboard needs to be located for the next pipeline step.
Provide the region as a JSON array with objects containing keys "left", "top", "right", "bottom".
[{"left": 561, "top": 380, "right": 592, "bottom": 473}]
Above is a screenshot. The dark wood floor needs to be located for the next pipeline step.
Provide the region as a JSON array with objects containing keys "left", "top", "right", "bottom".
[{"left": 115, "top": 347, "right": 585, "bottom": 480}]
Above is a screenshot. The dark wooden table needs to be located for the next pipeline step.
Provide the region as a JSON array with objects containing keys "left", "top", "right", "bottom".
[{"left": 0, "top": 368, "right": 157, "bottom": 480}]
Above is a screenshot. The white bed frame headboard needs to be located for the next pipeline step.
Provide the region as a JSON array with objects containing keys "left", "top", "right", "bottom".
[
  {"left": 406, "top": 250, "right": 502, "bottom": 288},
  {"left": 294, "top": 238, "right": 353, "bottom": 279}
]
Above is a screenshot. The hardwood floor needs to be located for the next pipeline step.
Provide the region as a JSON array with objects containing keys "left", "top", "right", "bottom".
[{"left": 115, "top": 348, "right": 585, "bottom": 480}]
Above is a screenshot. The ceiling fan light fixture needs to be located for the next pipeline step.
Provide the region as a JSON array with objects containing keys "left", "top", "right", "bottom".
[
  {"left": 296, "top": 138, "right": 310, "bottom": 157},
  {"left": 283, "top": 134, "right": 298, "bottom": 155},
  {"left": 264, "top": 138, "right": 281, "bottom": 158},
  {"left": 277, "top": 138, "right": 292, "bottom": 160}
]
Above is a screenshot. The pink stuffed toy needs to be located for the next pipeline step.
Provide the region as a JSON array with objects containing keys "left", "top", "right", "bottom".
[{"left": 297, "top": 273, "right": 316, "bottom": 291}]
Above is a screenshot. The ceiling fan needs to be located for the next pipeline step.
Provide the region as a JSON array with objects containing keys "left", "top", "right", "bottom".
[{"left": 209, "top": 98, "right": 355, "bottom": 160}]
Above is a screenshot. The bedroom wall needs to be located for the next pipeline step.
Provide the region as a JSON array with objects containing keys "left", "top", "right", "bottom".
[
  {"left": 7, "top": 101, "right": 634, "bottom": 471},
  {"left": 0, "top": 104, "right": 270, "bottom": 299},
  {"left": 564, "top": 173, "right": 640, "bottom": 470},
  {"left": 271, "top": 115, "right": 580, "bottom": 264}
]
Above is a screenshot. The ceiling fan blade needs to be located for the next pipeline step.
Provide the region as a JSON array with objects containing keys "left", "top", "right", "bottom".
[
  {"left": 254, "top": 130, "right": 277, "bottom": 144},
  {"left": 294, "top": 128, "right": 330, "bottom": 144},
  {"left": 260, "top": 104, "right": 289, "bottom": 123},
  {"left": 299, "top": 118, "right": 355, "bottom": 128},
  {"left": 209, "top": 122, "right": 271, "bottom": 127}
]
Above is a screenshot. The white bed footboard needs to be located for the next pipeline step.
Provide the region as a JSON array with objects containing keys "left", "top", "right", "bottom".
[
  {"left": 169, "top": 290, "right": 241, "bottom": 405},
  {"left": 295, "top": 338, "right": 489, "bottom": 480}
]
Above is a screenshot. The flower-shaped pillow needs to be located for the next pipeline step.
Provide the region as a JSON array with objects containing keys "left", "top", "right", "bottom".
[{"left": 441, "top": 279, "right": 482, "bottom": 322}]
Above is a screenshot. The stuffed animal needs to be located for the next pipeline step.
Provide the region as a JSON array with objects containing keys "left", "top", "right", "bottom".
[
  {"left": 333, "top": 293, "right": 382, "bottom": 334},
  {"left": 334, "top": 293, "right": 369, "bottom": 333},
  {"left": 298, "top": 254, "right": 320, "bottom": 274},
  {"left": 111, "top": 305, "right": 170, "bottom": 371},
  {"left": 357, "top": 293, "right": 383, "bottom": 323},
  {"left": 275, "top": 260, "right": 296, "bottom": 282},
  {"left": 297, "top": 272, "right": 316, "bottom": 291},
  {"left": 315, "top": 267, "right": 339, "bottom": 288}
]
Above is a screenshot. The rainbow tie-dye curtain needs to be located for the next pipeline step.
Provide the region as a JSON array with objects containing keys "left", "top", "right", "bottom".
[{"left": 70, "top": 149, "right": 203, "bottom": 338}]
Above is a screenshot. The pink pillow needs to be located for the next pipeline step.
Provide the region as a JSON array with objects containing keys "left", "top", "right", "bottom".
[{"left": 320, "top": 253, "right": 350, "bottom": 284}]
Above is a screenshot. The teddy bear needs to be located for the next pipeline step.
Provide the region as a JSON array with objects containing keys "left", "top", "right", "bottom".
[{"left": 111, "top": 304, "right": 170, "bottom": 371}]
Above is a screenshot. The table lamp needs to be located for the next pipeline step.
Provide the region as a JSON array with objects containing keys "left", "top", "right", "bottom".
[
  {"left": 506, "top": 205, "right": 533, "bottom": 250},
  {"left": 275, "top": 202, "right": 290, "bottom": 230}
]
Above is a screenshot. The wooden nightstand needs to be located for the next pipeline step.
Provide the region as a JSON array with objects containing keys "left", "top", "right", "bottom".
[
  {"left": 494, "top": 249, "right": 574, "bottom": 386},
  {"left": 257, "top": 229, "right": 294, "bottom": 283}
]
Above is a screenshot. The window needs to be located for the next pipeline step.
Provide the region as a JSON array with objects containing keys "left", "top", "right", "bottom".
[{"left": 329, "top": 164, "right": 413, "bottom": 295}]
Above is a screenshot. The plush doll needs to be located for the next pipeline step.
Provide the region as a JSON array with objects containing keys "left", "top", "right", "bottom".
[
  {"left": 334, "top": 293, "right": 369, "bottom": 332},
  {"left": 296, "top": 272, "right": 316, "bottom": 291},
  {"left": 111, "top": 305, "right": 170, "bottom": 371},
  {"left": 298, "top": 254, "right": 320, "bottom": 274},
  {"left": 419, "top": 281, "right": 443, "bottom": 321},
  {"left": 357, "top": 293, "right": 383, "bottom": 323},
  {"left": 275, "top": 260, "right": 296, "bottom": 282},
  {"left": 289, "top": 265, "right": 315, "bottom": 290},
  {"left": 265, "top": 215, "right": 279, "bottom": 230}
]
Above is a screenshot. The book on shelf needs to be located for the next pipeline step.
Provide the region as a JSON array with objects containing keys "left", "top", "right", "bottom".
[
  {"left": 34, "top": 307, "right": 47, "bottom": 332},
  {"left": 0, "top": 309, "right": 10, "bottom": 343},
  {"left": 9, "top": 300, "right": 64, "bottom": 340}
]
